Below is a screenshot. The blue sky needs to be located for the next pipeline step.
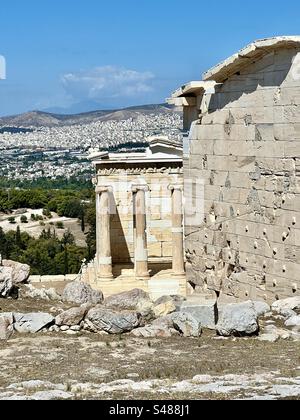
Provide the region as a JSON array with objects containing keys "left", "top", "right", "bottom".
[{"left": 1, "top": 0, "right": 300, "bottom": 116}]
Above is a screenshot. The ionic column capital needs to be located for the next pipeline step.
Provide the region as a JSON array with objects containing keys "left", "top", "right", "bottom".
[
  {"left": 168, "top": 183, "right": 184, "bottom": 192},
  {"left": 131, "top": 184, "right": 149, "bottom": 193},
  {"left": 96, "top": 185, "right": 113, "bottom": 194}
]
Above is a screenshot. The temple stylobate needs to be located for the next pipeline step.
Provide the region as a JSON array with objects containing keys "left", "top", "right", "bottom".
[{"left": 86, "top": 137, "right": 188, "bottom": 299}]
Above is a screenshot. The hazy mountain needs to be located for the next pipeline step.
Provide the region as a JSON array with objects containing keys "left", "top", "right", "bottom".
[{"left": 0, "top": 104, "right": 177, "bottom": 128}]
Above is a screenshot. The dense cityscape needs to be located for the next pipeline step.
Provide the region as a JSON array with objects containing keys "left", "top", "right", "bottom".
[{"left": 0, "top": 112, "right": 183, "bottom": 181}]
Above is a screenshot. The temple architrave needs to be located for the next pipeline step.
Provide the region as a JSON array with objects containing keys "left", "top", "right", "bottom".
[{"left": 85, "top": 137, "right": 188, "bottom": 299}]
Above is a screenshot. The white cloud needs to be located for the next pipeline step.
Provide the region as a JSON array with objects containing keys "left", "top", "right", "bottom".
[{"left": 61, "top": 66, "right": 155, "bottom": 102}]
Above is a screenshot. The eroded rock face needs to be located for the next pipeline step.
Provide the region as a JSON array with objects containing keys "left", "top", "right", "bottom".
[
  {"left": 0, "top": 267, "right": 14, "bottom": 298},
  {"left": 0, "top": 313, "right": 14, "bottom": 340},
  {"left": 103, "top": 289, "right": 150, "bottom": 311},
  {"left": 216, "top": 301, "right": 259, "bottom": 337},
  {"left": 55, "top": 304, "right": 90, "bottom": 327},
  {"left": 86, "top": 306, "right": 141, "bottom": 334},
  {"left": 14, "top": 313, "right": 54, "bottom": 333},
  {"left": 62, "top": 281, "right": 103, "bottom": 305},
  {"left": 2, "top": 260, "right": 30, "bottom": 284},
  {"left": 171, "top": 312, "right": 202, "bottom": 338}
]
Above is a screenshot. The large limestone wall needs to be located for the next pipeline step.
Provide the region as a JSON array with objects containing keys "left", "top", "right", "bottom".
[
  {"left": 185, "top": 48, "right": 300, "bottom": 303},
  {"left": 97, "top": 163, "right": 183, "bottom": 263}
]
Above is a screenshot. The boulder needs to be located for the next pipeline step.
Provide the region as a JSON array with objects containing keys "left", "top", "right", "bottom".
[
  {"left": 130, "top": 325, "right": 178, "bottom": 338},
  {"left": 2, "top": 260, "right": 30, "bottom": 284},
  {"left": 155, "top": 295, "right": 186, "bottom": 308},
  {"left": 263, "top": 324, "right": 292, "bottom": 340},
  {"left": 86, "top": 306, "right": 141, "bottom": 334},
  {"left": 279, "top": 309, "right": 297, "bottom": 319},
  {"left": 253, "top": 301, "right": 271, "bottom": 317},
  {"left": 216, "top": 301, "right": 259, "bottom": 337},
  {"left": 0, "top": 267, "right": 14, "bottom": 298},
  {"left": 152, "top": 314, "right": 175, "bottom": 329},
  {"left": 62, "top": 281, "right": 103, "bottom": 305},
  {"left": 103, "top": 289, "right": 151, "bottom": 310},
  {"left": 55, "top": 304, "right": 90, "bottom": 327},
  {"left": 22, "top": 284, "right": 61, "bottom": 301},
  {"left": 0, "top": 313, "right": 14, "bottom": 340},
  {"left": 285, "top": 316, "right": 300, "bottom": 328},
  {"left": 82, "top": 318, "right": 99, "bottom": 333},
  {"left": 272, "top": 297, "right": 300, "bottom": 314},
  {"left": 136, "top": 300, "right": 155, "bottom": 325},
  {"left": 179, "top": 298, "right": 217, "bottom": 330},
  {"left": 153, "top": 297, "right": 177, "bottom": 318},
  {"left": 258, "top": 333, "right": 280, "bottom": 343},
  {"left": 171, "top": 312, "right": 202, "bottom": 337},
  {"left": 14, "top": 313, "right": 54, "bottom": 333}
]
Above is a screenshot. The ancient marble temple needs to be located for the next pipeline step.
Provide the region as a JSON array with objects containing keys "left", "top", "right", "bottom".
[{"left": 86, "top": 137, "right": 187, "bottom": 299}]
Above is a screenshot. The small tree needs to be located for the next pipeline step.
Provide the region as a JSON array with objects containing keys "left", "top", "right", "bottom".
[
  {"left": 56, "top": 221, "right": 64, "bottom": 229},
  {"left": 81, "top": 211, "right": 85, "bottom": 233},
  {"left": 16, "top": 226, "right": 22, "bottom": 248},
  {"left": 43, "top": 208, "right": 52, "bottom": 219},
  {"left": 8, "top": 216, "right": 16, "bottom": 224},
  {"left": 20, "top": 215, "right": 28, "bottom": 224}
]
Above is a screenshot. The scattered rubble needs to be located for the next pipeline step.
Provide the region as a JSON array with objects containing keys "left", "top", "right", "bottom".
[{"left": 1, "top": 273, "right": 300, "bottom": 343}]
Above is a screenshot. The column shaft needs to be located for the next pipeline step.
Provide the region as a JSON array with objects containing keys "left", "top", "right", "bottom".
[
  {"left": 133, "top": 186, "right": 150, "bottom": 280},
  {"left": 96, "top": 187, "right": 113, "bottom": 279},
  {"left": 171, "top": 186, "right": 185, "bottom": 276}
]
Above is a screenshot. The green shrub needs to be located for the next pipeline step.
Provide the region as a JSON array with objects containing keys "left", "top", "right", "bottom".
[
  {"left": 20, "top": 215, "right": 28, "bottom": 224},
  {"left": 56, "top": 221, "right": 64, "bottom": 229}
]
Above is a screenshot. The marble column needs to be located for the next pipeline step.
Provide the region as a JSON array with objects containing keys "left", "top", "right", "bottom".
[
  {"left": 132, "top": 185, "right": 150, "bottom": 280},
  {"left": 169, "top": 184, "right": 185, "bottom": 276},
  {"left": 96, "top": 186, "right": 113, "bottom": 280}
]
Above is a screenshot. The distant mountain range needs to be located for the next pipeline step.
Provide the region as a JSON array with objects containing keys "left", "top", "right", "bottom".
[{"left": 0, "top": 104, "right": 178, "bottom": 128}]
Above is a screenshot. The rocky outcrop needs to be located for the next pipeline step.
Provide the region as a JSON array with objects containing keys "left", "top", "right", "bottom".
[
  {"left": 216, "top": 301, "right": 259, "bottom": 337},
  {"left": 86, "top": 306, "right": 141, "bottom": 334},
  {"left": 62, "top": 281, "right": 103, "bottom": 305}
]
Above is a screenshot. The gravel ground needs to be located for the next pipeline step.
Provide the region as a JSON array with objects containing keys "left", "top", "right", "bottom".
[{"left": 0, "top": 330, "right": 299, "bottom": 400}]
